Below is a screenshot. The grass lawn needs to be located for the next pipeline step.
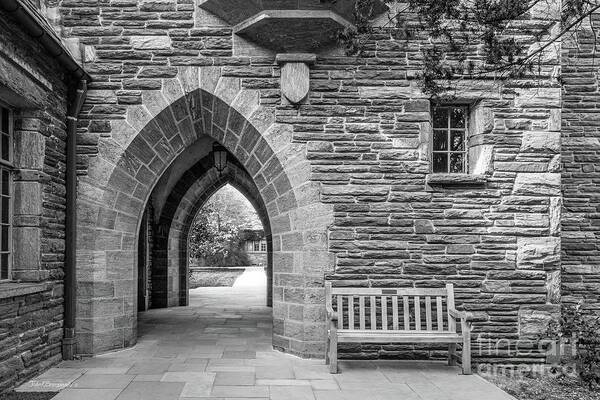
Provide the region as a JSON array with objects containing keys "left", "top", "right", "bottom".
[
  {"left": 189, "top": 269, "right": 244, "bottom": 288},
  {"left": 0, "top": 393, "right": 57, "bottom": 400},
  {"left": 482, "top": 373, "right": 600, "bottom": 400}
]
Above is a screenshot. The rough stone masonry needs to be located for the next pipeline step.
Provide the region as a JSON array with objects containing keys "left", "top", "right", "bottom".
[
  {"left": 3, "top": 0, "right": 600, "bottom": 391},
  {"left": 57, "top": 0, "right": 563, "bottom": 364}
]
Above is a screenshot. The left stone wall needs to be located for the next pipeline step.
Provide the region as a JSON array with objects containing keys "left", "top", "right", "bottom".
[{"left": 0, "top": 6, "right": 71, "bottom": 391}]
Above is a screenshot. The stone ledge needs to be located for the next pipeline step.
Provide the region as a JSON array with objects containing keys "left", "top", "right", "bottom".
[
  {"left": 276, "top": 53, "right": 317, "bottom": 65},
  {"left": 426, "top": 174, "right": 487, "bottom": 187},
  {"left": 0, "top": 282, "right": 50, "bottom": 300}
]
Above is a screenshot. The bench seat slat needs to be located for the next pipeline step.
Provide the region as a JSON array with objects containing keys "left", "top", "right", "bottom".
[{"left": 337, "top": 331, "right": 463, "bottom": 344}]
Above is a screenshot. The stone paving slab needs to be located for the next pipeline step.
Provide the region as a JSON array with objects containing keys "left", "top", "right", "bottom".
[{"left": 17, "top": 285, "right": 516, "bottom": 400}]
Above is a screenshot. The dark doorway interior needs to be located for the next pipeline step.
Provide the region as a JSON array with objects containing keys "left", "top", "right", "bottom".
[{"left": 137, "top": 210, "right": 149, "bottom": 312}]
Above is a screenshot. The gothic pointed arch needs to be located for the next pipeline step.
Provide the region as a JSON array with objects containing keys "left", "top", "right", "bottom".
[{"left": 75, "top": 68, "right": 334, "bottom": 357}]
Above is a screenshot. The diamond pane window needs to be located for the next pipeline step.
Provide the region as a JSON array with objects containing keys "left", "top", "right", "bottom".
[{"left": 432, "top": 106, "right": 467, "bottom": 173}]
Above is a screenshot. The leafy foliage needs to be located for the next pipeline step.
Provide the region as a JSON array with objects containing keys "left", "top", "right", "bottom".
[
  {"left": 329, "top": 0, "right": 600, "bottom": 96},
  {"left": 483, "top": 373, "right": 600, "bottom": 400},
  {"left": 548, "top": 302, "right": 600, "bottom": 389},
  {"left": 189, "top": 184, "right": 262, "bottom": 268}
]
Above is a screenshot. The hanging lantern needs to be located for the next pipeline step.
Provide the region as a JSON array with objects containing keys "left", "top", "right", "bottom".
[{"left": 212, "top": 143, "right": 228, "bottom": 175}]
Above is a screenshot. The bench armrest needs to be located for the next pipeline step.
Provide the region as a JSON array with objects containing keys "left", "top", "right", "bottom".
[
  {"left": 326, "top": 304, "right": 338, "bottom": 322},
  {"left": 448, "top": 308, "right": 474, "bottom": 322}
]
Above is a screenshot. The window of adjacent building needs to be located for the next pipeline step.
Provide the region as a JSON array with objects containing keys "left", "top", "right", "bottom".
[
  {"left": 432, "top": 106, "right": 468, "bottom": 173},
  {"left": 249, "top": 239, "right": 266, "bottom": 252},
  {"left": 0, "top": 106, "right": 12, "bottom": 281}
]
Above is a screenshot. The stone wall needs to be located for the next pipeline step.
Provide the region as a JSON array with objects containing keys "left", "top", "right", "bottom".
[
  {"left": 247, "top": 252, "right": 268, "bottom": 266},
  {"left": 0, "top": 6, "right": 72, "bottom": 391},
  {"left": 58, "top": 0, "right": 563, "bottom": 362},
  {"left": 0, "top": 286, "right": 63, "bottom": 390},
  {"left": 561, "top": 17, "right": 600, "bottom": 311}
]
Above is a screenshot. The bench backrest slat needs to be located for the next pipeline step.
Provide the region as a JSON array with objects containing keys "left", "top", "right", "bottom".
[
  {"left": 436, "top": 296, "right": 444, "bottom": 331},
  {"left": 348, "top": 295, "right": 355, "bottom": 329},
  {"left": 370, "top": 296, "right": 376, "bottom": 329},
  {"left": 327, "top": 283, "right": 456, "bottom": 334},
  {"left": 414, "top": 296, "right": 421, "bottom": 331},
  {"left": 403, "top": 296, "right": 410, "bottom": 330},
  {"left": 359, "top": 296, "right": 365, "bottom": 330},
  {"left": 446, "top": 283, "right": 456, "bottom": 332},
  {"left": 381, "top": 296, "right": 388, "bottom": 331},
  {"left": 425, "top": 296, "right": 432, "bottom": 331},
  {"left": 392, "top": 295, "right": 399, "bottom": 330},
  {"left": 337, "top": 295, "right": 343, "bottom": 328}
]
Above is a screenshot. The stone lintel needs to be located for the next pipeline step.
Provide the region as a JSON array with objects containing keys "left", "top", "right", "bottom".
[
  {"left": 427, "top": 173, "right": 487, "bottom": 187},
  {"left": 0, "top": 282, "right": 49, "bottom": 299},
  {"left": 276, "top": 53, "right": 317, "bottom": 65}
]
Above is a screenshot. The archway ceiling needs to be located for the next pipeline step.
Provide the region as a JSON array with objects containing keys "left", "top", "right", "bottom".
[{"left": 151, "top": 136, "right": 215, "bottom": 219}]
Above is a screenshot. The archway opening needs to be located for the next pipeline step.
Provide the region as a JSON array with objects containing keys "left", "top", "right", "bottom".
[
  {"left": 135, "top": 139, "right": 274, "bottom": 314},
  {"left": 76, "top": 84, "right": 330, "bottom": 358},
  {"left": 188, "top": 184, "right": 268, "bottom": 297}
]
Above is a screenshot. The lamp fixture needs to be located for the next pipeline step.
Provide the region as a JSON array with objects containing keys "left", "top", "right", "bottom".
[{"left": 212, "top": 143, "right": 228, "bottom": 175}]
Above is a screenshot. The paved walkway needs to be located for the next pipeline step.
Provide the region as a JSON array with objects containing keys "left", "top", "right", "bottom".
[{"left": 17, "top": 279, "right": 515, "bottom": 400}]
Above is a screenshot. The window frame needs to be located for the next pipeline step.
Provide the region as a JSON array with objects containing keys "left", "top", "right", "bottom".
[
  {"left": 431, "top": 104, "right": 469, "bottom": 174},
  {"left": 0, "top": 103, "right": 13, "bottom": 282}
]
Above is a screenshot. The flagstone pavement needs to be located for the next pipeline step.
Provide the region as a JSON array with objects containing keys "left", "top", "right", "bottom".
[{"left": 17, "top": 276, "right": 515, "bottom": 400}]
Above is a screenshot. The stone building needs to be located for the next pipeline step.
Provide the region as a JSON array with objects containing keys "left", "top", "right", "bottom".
[
  {"left": 241, "top": 229, "right": 268, "bottom": 266},
  {"left": 0, "top": 0, "right": 598, "bottom": 391},
  {"left": 0, "top": 0, "right": 89, "bottom": 389}
]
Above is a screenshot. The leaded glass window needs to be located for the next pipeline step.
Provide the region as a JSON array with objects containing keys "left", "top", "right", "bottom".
[{"left": 432, "top": 106, "right": 467, "bottom": 173}]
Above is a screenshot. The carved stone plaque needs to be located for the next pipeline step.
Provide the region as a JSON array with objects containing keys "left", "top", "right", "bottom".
[
  {"left": 281, "top": 62, "right": 309, "bottom": 104},
  {"left": 276, "top": 53, "right": 316, "bottom": 105}
]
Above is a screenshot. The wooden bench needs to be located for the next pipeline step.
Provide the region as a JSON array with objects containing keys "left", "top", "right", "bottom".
[{"left": 325, "top": 283, "right": 473, "bottom": 374}]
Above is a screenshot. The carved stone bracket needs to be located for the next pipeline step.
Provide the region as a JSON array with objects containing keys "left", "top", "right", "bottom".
[{"left": 276, "top": 53, "right": 316, "bottom": 105}]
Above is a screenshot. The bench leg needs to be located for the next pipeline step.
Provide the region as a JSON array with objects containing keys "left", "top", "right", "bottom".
[
  {"left": 325, "top": 333, "right": 330, "bottom": 365},
  {"left": 461, "top": 323, "right": 472, "bottom": 375},
  {"left": 328, "top": 322, "right": 338, "bottom": 374},
  {"left": 448, "top": 343, "right": 457, "bottom": 366}
]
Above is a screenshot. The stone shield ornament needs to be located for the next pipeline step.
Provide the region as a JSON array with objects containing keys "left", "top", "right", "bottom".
[
  {"left": 281, "top": 62, "right": 310, "bottom": 104},
  {"left": 276, "top": 53, "right": 316, "bottom": 105}
]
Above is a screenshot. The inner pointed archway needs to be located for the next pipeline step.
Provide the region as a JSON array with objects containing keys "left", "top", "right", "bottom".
[
  {"left": 139, "top": 148, "right": 273, "bottom": 311},
  {"left": 187, "top": 184, "right": 268, "bottom": 293}
]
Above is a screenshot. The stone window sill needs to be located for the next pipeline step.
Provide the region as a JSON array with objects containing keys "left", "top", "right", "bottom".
[
  {"left": 427, "top": 173, "right": 487, "bottom": 187},
  {"left": 0, "top": 282, "right": 49, "bottom": 300}
]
